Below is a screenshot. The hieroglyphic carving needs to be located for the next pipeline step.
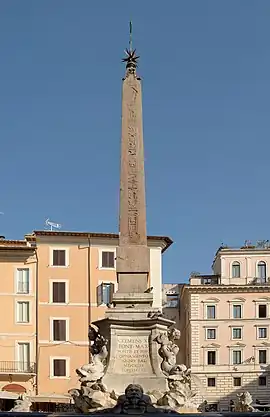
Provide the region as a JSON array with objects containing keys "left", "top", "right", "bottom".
[{"left": 127, "top": 79, "right": 140, "bottom": 243}]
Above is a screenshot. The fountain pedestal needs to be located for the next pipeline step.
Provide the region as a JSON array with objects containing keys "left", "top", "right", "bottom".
[{"left": 94, "top": 300, "right": 174, "bottom": 393}]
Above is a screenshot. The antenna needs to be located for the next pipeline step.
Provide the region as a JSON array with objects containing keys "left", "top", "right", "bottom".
[
  {"left": 129, "top": 20, "right": 133, "bottom": 51},
  {"left": 45, "top": 218, "right": 62, "bottom": 231}
]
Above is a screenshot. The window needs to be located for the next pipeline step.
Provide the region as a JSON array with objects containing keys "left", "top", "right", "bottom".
[
  {"left": 232, "top": 328, "right": 242, "bottom": 340},
  {"left": 52, "top": 359, "right": 67, "bottom": 377},
  {"left": 206, "top": 329, "right": 216, "bottom": 340},
  {"left": 52, "top": 282, "right": 66, "bottom": 303},
  {"left": 101, "top": 251, "right": 115, "bottom": 268},
  {"left": 52, "top": 250, "right": 66, "bottom": 266},
  {"left": 257, "top": 261, "right": 267, "bottom": 282},
  {"left": 16, "top": 269, "right": 29, "bottom": 294},
  {"left": 206, "top": 305, "right": 216, "bottom": 319},
  {"left": 259, "top": 376, "right": 267, "bottom": 386},
  {"left": 207, "top": 378, "right": 216, "bottom": 387},
  {"left": 232, "top": 262, "right": 240, "bottom": 278},
  {"left": 259, "top": 350, "right": 267, "bottom": 364},
  {"left": 207, "top": 351, "right": 216, "bottom": 365},
  {"left": 52, "top": 319, "right": 67, "bottom": 341},
  {"left": 166, "top": 294, "right": 179, "bottom": 308},
  {"left": 17, "top": 342, "right": 30, "bottom": 372},
  {"left": 233, "top": 304, "right": 242, "bottom": 319},
  {"left": 97, "top": 283, "right": 114, "bottom": 305},
  {"left": 232, "top": 350, "right": 242, "bottom": 365},
  {"left": 16, "top": 302, "right": 30, "bottom": 323},
  {"left": 258, "top": 304, "right": 267, "bottom": 318},
  {"left": 258, "top": 327, "right": 267, "bottom": 339},
  {"left": 233, "top": 377, "right": 242, "bottom": 387}
]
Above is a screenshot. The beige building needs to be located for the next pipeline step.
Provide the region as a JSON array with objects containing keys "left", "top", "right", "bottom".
[
  {"left": 0, "top": 230, "right": 172, "bottom": 410},
  {"left": 180, "top": 242, "right": 270, "bottom": 411}
]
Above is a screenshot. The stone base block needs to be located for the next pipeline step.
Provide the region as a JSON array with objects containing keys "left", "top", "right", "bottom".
[
  {"left": 103, "top": 374, "right": 168, "bottom": 396},
  {"left": 116, "top": 245, "right": 150, "bottom": 273},
  {"left": 117, "top": 273, "right": 148, "bottom": 293},
  {"left": 112, "top": 292, "right": 153, "bottom": 308}
]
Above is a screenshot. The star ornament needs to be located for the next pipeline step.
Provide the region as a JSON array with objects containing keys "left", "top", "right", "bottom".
[{"left": 122, "top": 49, "right": 140, "bottom": 66}]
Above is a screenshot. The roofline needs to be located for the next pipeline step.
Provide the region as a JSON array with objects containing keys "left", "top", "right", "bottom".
[
  {"left": 0, "top": 240, "right": 27, "bottom": 245},
  {"left": 212, "top": 245, "right": 270, "bottom": 268},
  {"left": 29, "top": 231, "right": 173, "bottom": 253},
  {"left": 182, "top": 284, "right": 270, "bottom": 293},
  {"left": 0, "top": 247, "right": 34, "bottom": 251}
]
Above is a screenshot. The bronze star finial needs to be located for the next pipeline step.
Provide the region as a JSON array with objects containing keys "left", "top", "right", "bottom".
[{"left": 122, "top": 21, "right": 139, "bottom": 74}]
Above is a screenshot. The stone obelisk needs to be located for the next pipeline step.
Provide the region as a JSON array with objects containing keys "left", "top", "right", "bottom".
[
  {"left": 93, "top": 28, "right": 174, "bottom": 393},
  {"left": 116, "top": 38, "right": 150, "bottom": 295}
]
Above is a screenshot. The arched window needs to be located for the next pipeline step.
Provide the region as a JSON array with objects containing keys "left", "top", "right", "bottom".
[
  {"left": 232, "top": 261, "right": 240, "bottom": 278},
  {"left": 257, "top": 261, "right": 267, "bottom": 282}
]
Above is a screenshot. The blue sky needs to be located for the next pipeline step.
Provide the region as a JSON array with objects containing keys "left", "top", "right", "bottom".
[{"left": 0, "top": 1, "right": 270, "bottom": 282}]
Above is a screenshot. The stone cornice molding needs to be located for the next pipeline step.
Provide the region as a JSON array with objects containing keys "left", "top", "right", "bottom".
[
  {"left": 201, "top": 297, "right": 220, "bottom": 303},
  {"left": 252, "top": 297, "right": 270, "bottom": 303},
  {"left": 202, "top": 342, "right": 221, "bottom": 349},
  {"left": 253, "top": 342, "right": 270, "bottom": 347},
  {"left": 186, "top": 285, "right": 270, "bottom": 294},
  {"left": 227, "top": 297, "right": 246, "bottom": 303},
  {"left": 227, "top": 342, "right": 246, "bottom": 348}
]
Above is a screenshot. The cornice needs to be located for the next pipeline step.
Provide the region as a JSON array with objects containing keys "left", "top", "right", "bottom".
[{"left": 186, "top": 285, "right": 270, "bottom": 294}]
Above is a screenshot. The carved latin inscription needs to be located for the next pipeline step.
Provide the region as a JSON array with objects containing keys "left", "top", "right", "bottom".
[
  {"left": 114, "top": 335, "right": 152, "bottom": 375},
  {"left": 127, "top": 78, "right": 139, "bottom": 243}
]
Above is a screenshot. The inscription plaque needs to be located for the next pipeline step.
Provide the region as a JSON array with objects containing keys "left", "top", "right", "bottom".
[{"left": 114, "top": 335, "right": 152, "bottom": 375}]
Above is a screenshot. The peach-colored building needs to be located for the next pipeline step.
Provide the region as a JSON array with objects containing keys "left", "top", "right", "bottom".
[
  {"left": 180, "top": 242, "right": 270, "bottom": 411},
  {"left": 0, "top": 230, "right": 172, "bottom": 410}
]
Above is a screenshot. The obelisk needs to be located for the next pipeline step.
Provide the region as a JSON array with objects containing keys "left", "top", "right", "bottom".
[
  {"left": 116, "top": 24, "right": 150, "bottom": 295},
  {"left": 94, "top": 26, "right": 174, "bottom": 393}
]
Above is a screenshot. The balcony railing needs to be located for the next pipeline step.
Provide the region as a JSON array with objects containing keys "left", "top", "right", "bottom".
[
  {"left": 0, "top": 361, "right": 36, "bottom": 374},
  {"left": 200, "top": 275, "right": 221, "bottom": 285},
  {"left": 249, "top": 277, "right": 270, "bottom": 285}
]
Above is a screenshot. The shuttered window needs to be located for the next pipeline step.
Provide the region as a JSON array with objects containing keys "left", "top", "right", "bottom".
[
  {"left": 53, "top": 250, "right": 66, "bottom": 266},
  {"left": 53, "top": 359, "right": 66, "bottom": 377},
  {"left": 53, "top": 320, "right": 67, "bottom": 341},
  {"left": 97, "top": 283, "right": 114, "bottom": 305},
  {"left": 101, "top": 251, "right": 115, "bottom": 268},
  {"left": 52, "top": 282, "right": 66, "bottom": 303}
]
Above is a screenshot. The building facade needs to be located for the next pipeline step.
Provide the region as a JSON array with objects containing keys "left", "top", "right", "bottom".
[
  {"left": 180, "top": 243, "right": 270, "bottom": 411},
  {"left": 0, "top": 230, "right": 172, "bottom": 409}
]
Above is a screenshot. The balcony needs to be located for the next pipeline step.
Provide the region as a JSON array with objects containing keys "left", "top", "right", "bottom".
[
  {"left": 0, "top": 361, "right": 36, "bottom": 374},
  {"left": 249, "top": 277, "right": 270, "bottom": 285},
  {"left": 200, "top": 275, "right": 221, "bottom": 285}
]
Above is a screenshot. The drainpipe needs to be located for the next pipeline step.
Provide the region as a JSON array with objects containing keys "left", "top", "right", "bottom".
[
  {"left": 87, "top": 235, "right": 92, "bottom": 362},
  {"left": 34, "top": 248, "right": 39, "bottom": 395}
]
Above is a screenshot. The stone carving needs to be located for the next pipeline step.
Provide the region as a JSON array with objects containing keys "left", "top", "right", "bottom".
[
  {"left": 155, "top": 328, "right": 198, "bottom": 412},
  {"left": 112, "top": 384, "right": 156, "bottom": 414},
  {"left": 69, "top": 385, "right": 116, "bottom": 413},
  {"left": 126, "top": 76, "right": 141, "bottom": 245},
  {"left": 155, "top": 328, "right": 182, "bottom": 376},
  {"left": 235, "top": 392, "right": 255, "bottom": 412},
  {"left": 69, "top": 325, "right": 114, "bottom": 413},
  {"left": 9, "top": 394, "right": 32, "bottom": 412},
  {"left": 76, "top": 325, "right": 108, "bottom": 383},
  {"left": 147, "top": 310, "right": 163, "bottom": 319},
  {"left": 157, "top": 372, "right": 197, "bottom": 412}
]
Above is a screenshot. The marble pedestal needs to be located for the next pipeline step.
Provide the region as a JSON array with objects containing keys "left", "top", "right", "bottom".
[{"left": 93, "top": 306, "right": 174, "bottom": 394}]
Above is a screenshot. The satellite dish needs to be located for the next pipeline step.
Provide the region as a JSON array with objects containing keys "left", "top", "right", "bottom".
[{"left": 45, "top": 218, "right": 62, "bottom": 231}]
